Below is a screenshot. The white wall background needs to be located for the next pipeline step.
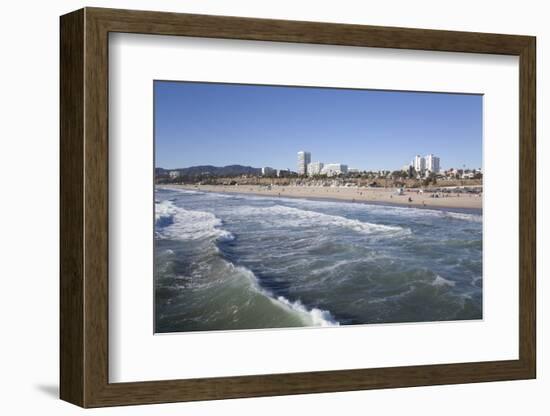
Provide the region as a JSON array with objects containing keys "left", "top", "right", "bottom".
[{"left": 0, "top": 0, "right": 545, "bottom": 414}]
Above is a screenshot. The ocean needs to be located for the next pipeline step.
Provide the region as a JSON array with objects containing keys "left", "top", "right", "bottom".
[{"left": 154, "top": 187, "right": 482, "bottom": 333}]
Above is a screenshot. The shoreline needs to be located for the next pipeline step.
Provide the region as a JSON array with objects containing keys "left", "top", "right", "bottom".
[{"left": 160, "top": 184, "right": 483, "bottom": 212}]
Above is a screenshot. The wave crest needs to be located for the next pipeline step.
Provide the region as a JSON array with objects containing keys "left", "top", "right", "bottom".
[
  {"left": 237, "top": 205, "right": 410, "bottom": 236},
  {"left": 232, "top": 263, "right": 339, "bottom": 327},
  {"left": 443, "top": 212, "right": 482, "bottom": 222},
  {"left": 269, "top": 197, "right": 482, "bottom": 223},
  {"left": 155, "top": 200, "right": 234, "bottom": 241}
]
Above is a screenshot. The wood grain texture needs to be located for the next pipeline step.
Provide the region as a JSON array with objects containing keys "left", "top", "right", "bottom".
[
  {"left": 59, "top": 7, "right": 537, "bottom": 408},
  {"left": 83, "top": 10, "right": 110, "bottom": 406},
  {"left": 518, "top": 38, "right": 536, "bottom": 375},
  {"left": 59, "top": 8, "right": 85, "bottom": 407},
  {"left": 89, "top": 7, "right": 532, "bottom": 54}
]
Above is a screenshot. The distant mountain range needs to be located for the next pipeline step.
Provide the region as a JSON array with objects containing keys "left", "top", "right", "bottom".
[{"left": 156, "top": 165, "right": 262, "bottom": 176}]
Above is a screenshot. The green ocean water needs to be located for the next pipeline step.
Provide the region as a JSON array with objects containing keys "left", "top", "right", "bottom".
[{"left": 154, "top": 188, "right": 482, "bottom": 333}]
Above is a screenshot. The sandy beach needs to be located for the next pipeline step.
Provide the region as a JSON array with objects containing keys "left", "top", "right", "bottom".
[{"left": 163, "top": 184, "right": 482, "bottom": 210}]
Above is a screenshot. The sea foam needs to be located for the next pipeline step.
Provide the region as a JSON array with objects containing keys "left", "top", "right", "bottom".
[
  {"left": 155, "top": 200, "right": 234, "bottom": 241},
  {"left": 274, "top": 296, "right": 340, "bottom": 327},
  {"left": 235, "top": 205, "right": 410, "bottom": 236},
  {"left": 273, "top": 197, "right": 482, "bottom": 223},
  {"left": 432, "top": 275, "right": 456, "bottom": 287},
  {"left": 230, "top": 263, "right": 339, "bottom": 327}
]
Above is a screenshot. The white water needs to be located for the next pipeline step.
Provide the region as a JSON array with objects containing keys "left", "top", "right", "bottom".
[
  {"left": 155, "top": 188, "right": 483, "bottom": 332},
  {"left": 155, "top": 200, "right": 234, "bottom": 241},
  {"left": 234, "top": 204, "right": 411, "bottom": 236},
  {"left": 432, "top": 275, "right": 456, "bottom": 287},
  {"left": 232, "top": 263, "right": 339, "bottom": 327}
]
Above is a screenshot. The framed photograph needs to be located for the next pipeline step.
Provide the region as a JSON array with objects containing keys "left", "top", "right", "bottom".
[{"left": 60, "top": 7, "right": 536, "bottom": 407}]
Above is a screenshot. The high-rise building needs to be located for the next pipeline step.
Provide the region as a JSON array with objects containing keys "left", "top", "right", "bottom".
[
  {"left": 425, "top": 154, "right": 440, "bottom": 173},
  {"left": 414, "top": 155, "right": 426, "bottom": 172},
  {"left": 307, "top": 161, "right": 324, "bottom": 176},
  {"left": 169, "top": 170, "right": 181, "bottom": 178},
  {"left": 297, "top": 151, "right": 311, "bottom": 176}
]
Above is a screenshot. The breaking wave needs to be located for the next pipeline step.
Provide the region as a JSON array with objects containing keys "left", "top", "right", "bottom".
[
  {"left": 233, "top": 263, "right": 339, "bottom": 327},
  {"left": 277, "top": 197, "right": 482, "bottom": 223},
  {"left": 442, "top": 212, "right": 482, "bottom": 223},
  {"left": 155, "top": 200, "right": 234, "bottom": 241},
  {"left": 155, "top": 188, "right": 482, "bottom": 331},
  {"left": 235, "top": 205, "right": 410, "bottom": 236}
]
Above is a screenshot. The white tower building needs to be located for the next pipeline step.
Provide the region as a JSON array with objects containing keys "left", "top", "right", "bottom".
[
  {"left": 425, "top": 154, "right": 440, "bottom": 173},
  {"left": 320, "top": 163, "right": 348, "bottom": 177},
  {"left": 307, "top": 161, "right": 324, "bottom": 176},
  {"left": 414, "top": 155, "right": 426, "bottom": 172}
]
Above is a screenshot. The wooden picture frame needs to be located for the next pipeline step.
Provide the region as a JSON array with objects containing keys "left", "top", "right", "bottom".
[{"left": 60, "top": 7, "right": 536, "bottom": 408}]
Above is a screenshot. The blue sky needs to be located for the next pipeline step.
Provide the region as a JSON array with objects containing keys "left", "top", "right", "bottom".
[{"left": 155, "top": 81, "right": 482, "bottom": 171}]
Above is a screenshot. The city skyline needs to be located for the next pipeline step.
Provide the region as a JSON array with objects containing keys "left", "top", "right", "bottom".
[
  {"left": 155, "top": 81, "right": 483, "bottom": 171},
  {"left": 295, "top": 151, "right": 443, "bottom": 177}
]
